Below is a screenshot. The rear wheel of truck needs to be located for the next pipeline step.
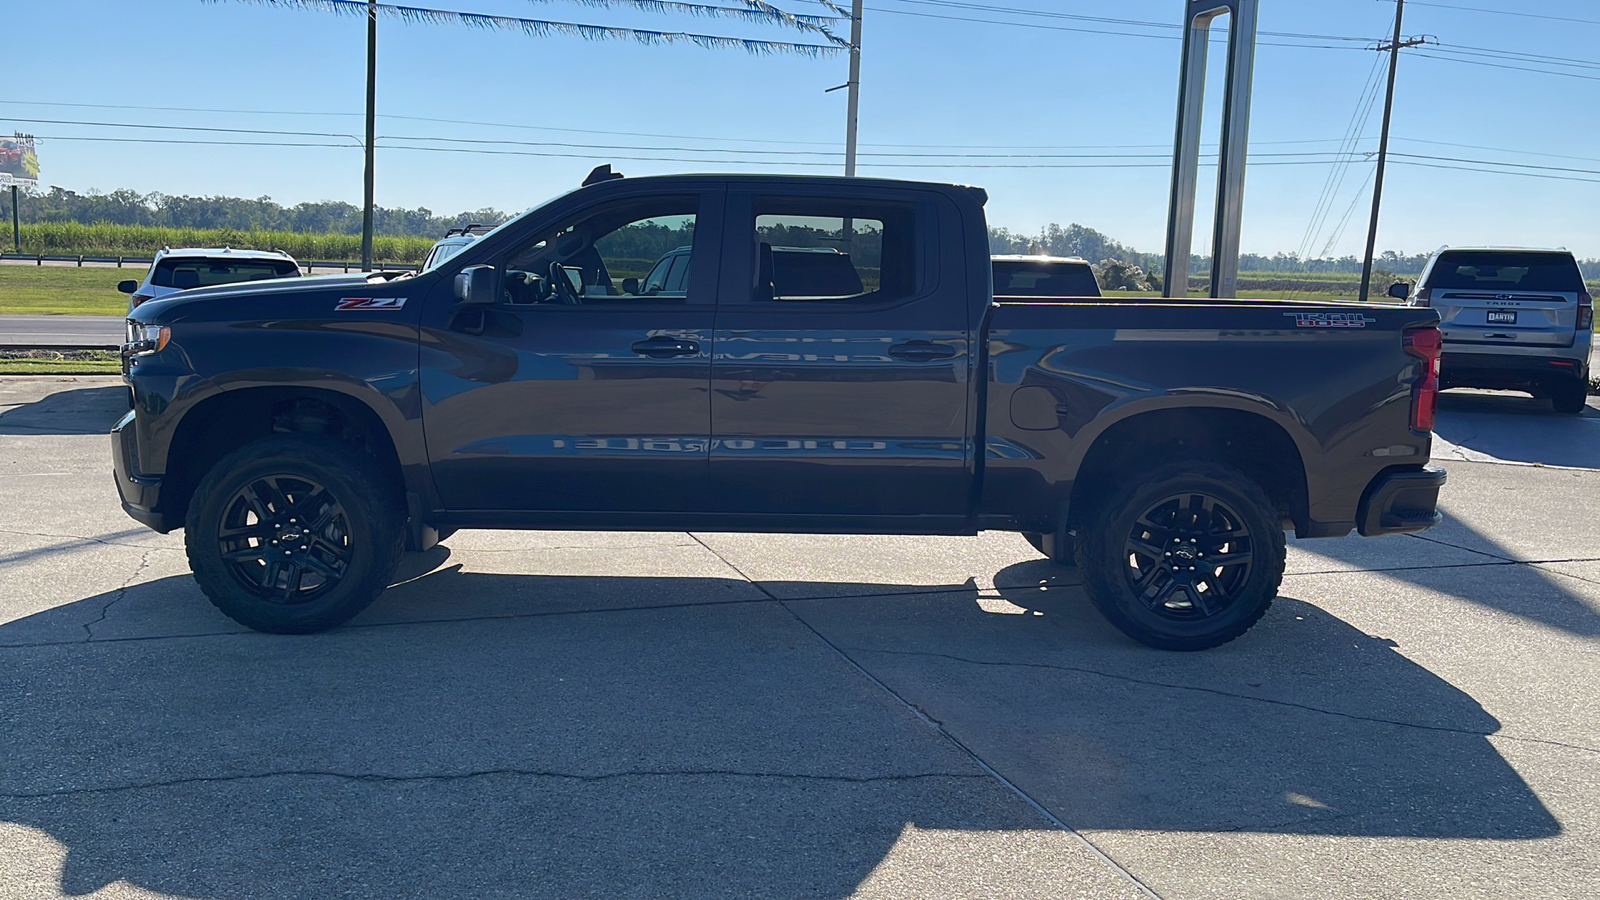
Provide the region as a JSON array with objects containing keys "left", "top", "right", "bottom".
[
  {"left": 184, "top": 435, "right": 405, "bottom": 634},
  {"left": 1551, "top": 378, "right": 1589, "bottom": 415},
  {"left": 1076, "top": 462, "right": 1285, "bottom": 651}
]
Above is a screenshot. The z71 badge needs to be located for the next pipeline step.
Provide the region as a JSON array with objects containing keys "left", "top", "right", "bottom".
[
  {"left": 336, "top": 297, "right": 407, "bottom": 311},
  {"left": 1284, "top": 312, "right": 1376, "bottom": 328}
]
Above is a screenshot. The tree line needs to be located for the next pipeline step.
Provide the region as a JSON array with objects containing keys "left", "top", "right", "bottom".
[{"left": 3, "top": 186, "right": 1594, "bottom": 280}]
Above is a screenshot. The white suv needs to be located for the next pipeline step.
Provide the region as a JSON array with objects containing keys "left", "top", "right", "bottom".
[
  {"left": 422, "top": 224, "right": 498, "bottom": 270},
  {"left": 118, "top": 247, "right": 301, "bottom": 313},
  {"left": 1391, "top": 247, "right": 1593, "bottom": 414}
]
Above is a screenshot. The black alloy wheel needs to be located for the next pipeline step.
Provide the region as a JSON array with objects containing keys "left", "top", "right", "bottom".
[
  {"left": 1077, "top": 461, "right": 1285, "bottom": 651},
  {"left": 1121, "top": 492, "right": 1254, "bottom": 620},
  {"left": 217, "top": 474, "right": 352, "bottom": 605},
  {"left": 186, "top": 434, "right": 405, "bottom": 634}
]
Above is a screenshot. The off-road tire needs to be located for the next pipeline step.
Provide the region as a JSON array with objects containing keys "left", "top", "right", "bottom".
[
  {"left": 185, "top": 435, "right": 405, "bottom": 634},
  {"left": 1075, "top": 461, "right": 1286, "bottom": 651}
]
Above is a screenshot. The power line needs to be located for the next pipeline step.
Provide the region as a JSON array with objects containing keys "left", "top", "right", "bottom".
[
  {"left": 861, "top": 3, "right": 1370, "bottom": 50},
  {"left": 1401, "top": 1, "right": 1600, "bottom": 28},
  {"left": 0, "top": 116, "right": 357, "bottom": 140},
  {"left": 882, "top": 0, "right": 1375, "bottom": 43},
  {"left": 1410, "top": 51, "right": 1600, "bottom": 83}
]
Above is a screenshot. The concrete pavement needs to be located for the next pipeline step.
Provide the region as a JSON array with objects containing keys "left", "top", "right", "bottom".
[{"left": 0, "top": 376, "right": 1597, "bottom": 899}]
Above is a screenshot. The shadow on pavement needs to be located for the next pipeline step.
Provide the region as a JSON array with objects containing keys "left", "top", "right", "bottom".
[
  {"left": 1433, "top": 391, "right": 1600, "bottom": 469},
  {"left": 0, "top": 562, "right": 1558, "bottom": 899},
  {"left": 0, "top": 384, "right": 126, "bottom": 436},
  {"left": 1298, "top": 510, "right": 1600, "bottom": 638}
]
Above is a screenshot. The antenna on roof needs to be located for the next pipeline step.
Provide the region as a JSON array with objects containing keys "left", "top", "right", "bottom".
[{"left": 583, "top": 165, "right": 624, "bottom": 187}]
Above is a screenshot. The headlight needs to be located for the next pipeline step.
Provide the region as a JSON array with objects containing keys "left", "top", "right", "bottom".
[{"left": 124, "top": 324, "right": 171, "bottom": 356}]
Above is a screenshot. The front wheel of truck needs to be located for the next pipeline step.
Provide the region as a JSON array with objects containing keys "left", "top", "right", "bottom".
[
  {"left": 185, "top": 435, "right": 405, "bottom": 634},
  {"left": 1076, "top": 462, "right": 1285, "bottom": 651}
]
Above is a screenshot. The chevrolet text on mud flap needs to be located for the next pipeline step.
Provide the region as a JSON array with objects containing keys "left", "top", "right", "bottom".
[{"left": 114, "top": 172, "right": 1445, "bottom": 651}]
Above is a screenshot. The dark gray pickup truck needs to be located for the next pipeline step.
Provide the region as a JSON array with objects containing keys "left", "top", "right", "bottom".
[{"left": 114, "top": 171, "right": 1446, "bottom": 650}]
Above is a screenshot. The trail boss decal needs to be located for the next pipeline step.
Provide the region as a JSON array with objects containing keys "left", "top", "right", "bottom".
[
  {"left": 336, "top": 297, "right": 407, "bottom": 311},
  {"left": 1284, "top": 312, "right": 1376, "bottom": 329}
]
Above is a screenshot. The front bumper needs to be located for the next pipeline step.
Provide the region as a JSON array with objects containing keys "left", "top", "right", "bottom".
[
  {"left": 1356, "top": 465, "right": 1447, "bottom": 536},
  {"left": 111, "top": 409, "right": 170, "bottom": 532}
]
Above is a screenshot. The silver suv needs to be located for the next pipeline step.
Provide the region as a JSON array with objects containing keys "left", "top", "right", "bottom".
[{"left": 1391, "top": 247, "right": 1593, "bottom": 414}]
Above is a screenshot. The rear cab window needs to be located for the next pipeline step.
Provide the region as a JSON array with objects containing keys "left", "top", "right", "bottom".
[
  {"left": 994, "top": 259, "right": 1102, "bottom": 297},
  {"left": 151, "top": 258, "right": 300, "bottom": 289},
  {"left": 1424, "top": 251, "right": 1585, "bottom": 296}
]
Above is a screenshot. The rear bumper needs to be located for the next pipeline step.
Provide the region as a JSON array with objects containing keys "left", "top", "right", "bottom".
[
  {"left": 1356, "top": 465, "right": 1447, "bottom": 536},
  {"left": 111, "top": 410, "right": 170, "bottom": 533},
  {"left": 1441, "top": 350, "right": 1589, "bottom": 390}
]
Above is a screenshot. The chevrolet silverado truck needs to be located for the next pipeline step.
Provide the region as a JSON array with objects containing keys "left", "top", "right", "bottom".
[{"left": 114, "top": 172, "right": 1447, "bottom": 650}]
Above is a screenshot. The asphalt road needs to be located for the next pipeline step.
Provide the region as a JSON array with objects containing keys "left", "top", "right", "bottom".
[
  {"left": 0, "top": 377, "right": 1597, "bottom": 899},
  {"left": 0, "top": 315, "right": 124, "bottom": 348}
]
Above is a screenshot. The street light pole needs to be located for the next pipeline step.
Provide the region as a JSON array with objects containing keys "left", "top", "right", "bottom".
[
  {"left": 1359, "top": 0, "right": 1422, "bottom": 302},
  {"left": 844, "top": 0, "right": 862, "bottom": 177},
  {"left": 361, "top": 0, "right": 377, "bottom": 272}
]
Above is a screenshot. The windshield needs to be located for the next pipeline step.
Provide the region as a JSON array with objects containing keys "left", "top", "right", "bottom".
[{"left": 151, "top": 258, "right": 300, "bottom": 289}]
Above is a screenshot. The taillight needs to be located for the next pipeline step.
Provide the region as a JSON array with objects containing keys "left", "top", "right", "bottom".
[
  {"left": 130, "top": 294, "right": 154, "bottom": 308},
  {"left": 1403, "top": 327, "right": 1442, "bottom": 432},
  {"left": 1412, "top": 287, "right": 1432, "bottom": 308},
  {"left": 1579, "top": 292, "right": 1593, "bottom": 331}
]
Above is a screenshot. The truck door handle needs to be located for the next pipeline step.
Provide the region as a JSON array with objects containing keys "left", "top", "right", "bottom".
[
  {"left": 632, "top": 338, "right": 700, "bottom": 358},
  {"left": 888, "top": 341, "right": 958, "bottom": 361}
]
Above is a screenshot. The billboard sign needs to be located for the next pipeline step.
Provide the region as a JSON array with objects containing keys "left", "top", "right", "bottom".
[{"left": 0, "top": 133, "right": 39, "bottom": 188}]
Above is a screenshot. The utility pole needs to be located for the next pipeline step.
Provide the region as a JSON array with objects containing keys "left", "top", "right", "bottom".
[
  {"left": 361, "top": 0, "right": 377, "bottom": 272},
  {"left": 10, "top": 186, "right": 18, "bottom": 253},
  {"left": 843, "top": 0, "right": 863, "bottom": 177},
  {"left": 1359, "top": 0, "right": 1424, "bottom": 302}
]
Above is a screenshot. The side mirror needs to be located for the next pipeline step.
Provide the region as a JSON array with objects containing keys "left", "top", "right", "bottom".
[
  {"left": 117, "top": 280, "right": 139, "bottom": 294},
  {"left": 622, "top": 277, "right": 639, "bottom": 295},
  {"left": 1387, "top": 282, "right": 1411, "bottom": 300},
  {"left": 453, "top": 265, "right": 498, "bottom": 306}
]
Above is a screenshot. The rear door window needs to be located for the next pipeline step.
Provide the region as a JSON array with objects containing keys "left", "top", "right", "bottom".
[
  {"left": 750, "top": 204, "right": 920, "bottom": 303},
  {"left": 1425, "top": 252, "right": 1584, "bottom": 294},
  {"left": 151, "top": 258, "right": 300, "bottom": 289}
]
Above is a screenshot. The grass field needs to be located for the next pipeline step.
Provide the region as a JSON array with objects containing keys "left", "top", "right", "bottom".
[
  {"left": 0, "top": 350, "right": 121, "bottom": 374},
  {"left": 0, "top": 266, "right": 141, "bottom": 316},
  {"left": 11, "top": 222, "right": 430, "bottom": 264}
]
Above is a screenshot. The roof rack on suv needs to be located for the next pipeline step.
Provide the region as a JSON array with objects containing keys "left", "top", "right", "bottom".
[{"left": 443, "top": 224, "right": 497, "bottom": 238}]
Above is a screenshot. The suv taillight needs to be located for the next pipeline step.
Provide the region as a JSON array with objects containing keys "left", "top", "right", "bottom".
[
  {"left": 130, "top": 294, "right": 154, "bottom": 309},
  {"left": 1403, "top": 327, "right": 1442, "bottom": 432},
  {"left": 1580, "top": 292, "right": 1594, "bottom": 331},
  {"left": 1412, "top": 287, "right": 1432, "bottom": 308}
]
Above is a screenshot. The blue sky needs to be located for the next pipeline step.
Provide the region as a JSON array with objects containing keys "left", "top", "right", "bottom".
[{"left": 5, "top": 0, "right": 1597, "bottom": 258}]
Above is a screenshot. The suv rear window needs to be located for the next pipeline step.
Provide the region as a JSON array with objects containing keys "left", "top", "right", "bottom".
[
  {"left": 1426, "top": 251, "right": 1584, "bottom": 294},
  {"left": 994, "top": 260, "right": 1102, "bottom": 297},
  {"left": 151, "top": 258, "right": 300, "bottom": 289}
]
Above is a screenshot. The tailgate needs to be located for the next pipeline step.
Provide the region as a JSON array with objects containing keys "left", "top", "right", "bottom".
[{"left": 1436, "top": 290, "right": 1580, "bottom": 347}]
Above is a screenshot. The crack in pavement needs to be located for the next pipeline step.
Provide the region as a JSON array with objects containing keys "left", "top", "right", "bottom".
[
  {"left": 0, "top": 526, "right": 177, "bottom": 551},
  {"left": 1537, "top": 565, "right": 1600, "bottom": 589},
  {"left": 0, "top": 767, "right": 987, "bottom": 800},
  {"left": 677, "top": 536, "right": 1164, "bottom": 900},
  {"left": 82, "top": 549, "right": 157, "bottom": 641},
  {"left": 847, "top": 648, "right": 1600, "bottom": 758},
  {"left": 0, "top": 593, "right": 776, "bottom": 651},
  {"left": 1286, "top": 555, "right": 1600, "bottom": 578}
]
